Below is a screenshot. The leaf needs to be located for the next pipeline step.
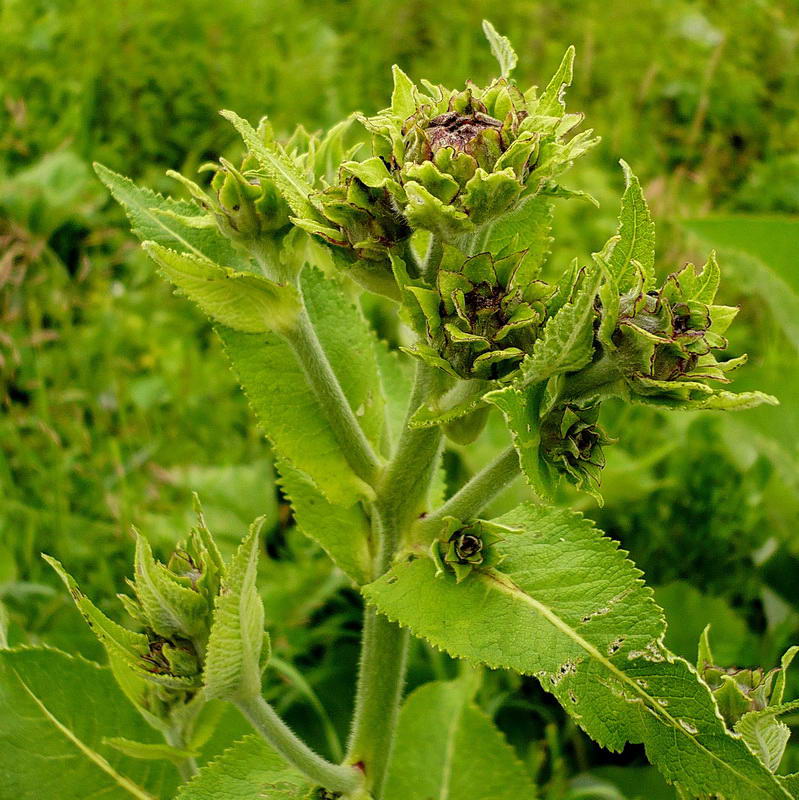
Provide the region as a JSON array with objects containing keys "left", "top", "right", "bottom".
[
  {"left": 383, "top": 679, "right": 536, "bottom": 800},
  {"left": 220, "top": 111, "right": 319, "bottom": 220},
  {"left": 535, "top": 46, "right": 576, "bottom": 117},
  {"left": 276, "top": 459, "right": 374, "bottom": 585},
  {"left": 482, "top": 20, "right": 518, "bottom": 78},
  {"left": 204, "top": 520, "right": 268, "bottom": 702},
  {"left": 483, "top": 384, "right": 552, "bottom": 499},
  {"left": 142, "top": 242, "right": 301, "bottom": 333},
  {"left": 606, "top": 161, "right": 656, "bottom": 293},
  {"left": 391, "top": 64, "right": 417, "bottom": 119},
  {"left": 485, "top": 194, "right": 553, "bottom": 282},
  {"left": 94, "top": 163, "right": 247, "bottom": 268},
  {"left": 735, "top": 701, "right": 799, "bottom": 774},
  {"left": 0, "top": 648, "right": 177, "bottom": 800},
  {"left": 175, "top": 735, "right": 311, "bottom": 800},
  {"left": 104, "top": 737, "right": 199, "bottom": 764},
  {"left": 363, "top": 504, "right": 792, "bottom": 800},
  {"left": 217, "top": 269, "right": 384, "bottom": 506},
  {"left": 515, "top": 263, "right": 602, "bottom": 387}
]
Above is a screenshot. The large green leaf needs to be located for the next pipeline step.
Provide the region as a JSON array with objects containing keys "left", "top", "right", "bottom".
[
  {"left": 94, "top": 163, "right": 248, "bottom": 268},
  {"left": 0, "top": 648, "right": 177, "bottom": 799},
  {"left": 277, "top": 458, "right": 374, "bottom": 585},
  {"left": 383, "top": 678, "right": 536, "bottom": 800},
  {"left": 142, "top": 242, "right": 301, "bottom": 333},
  {"left": 204, "top": 521, "right": 268, "bottom": 702},
  {"left": 363, "top": 504, "right": 792, "bottom": 800},
  {"left": 218, "top": 269, "right": 384, "bottom": 505},
  {"left": 175, "top": 735, "right": 311, "bottom": 799}
]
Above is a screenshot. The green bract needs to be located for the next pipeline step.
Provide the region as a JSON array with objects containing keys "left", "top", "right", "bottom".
[
  {"left": 429, "top": 517, "right": 512, "bottom": 583},
  {"left": 406, "top": 245, "right": 551, "bottom": 380}
]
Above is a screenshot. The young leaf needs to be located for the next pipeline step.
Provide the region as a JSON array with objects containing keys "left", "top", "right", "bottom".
[
  {"left": 364, "top": 504, "right": 792, "bottom": 800},
  {"left": 483, "top": 384, "right": 553, "bottom": 499},
  {"left": 535, "top": 46, "right": 576, "bottom": 117},
  {"left": 174, "top": 735, "right": 311, "bottom": 800},
  {"left": 482, "top": 20, "right": 518, "bottom": 78},
  {"left": 0, "top": 648, "right": 177, "bottom": 800},
  {"left": 220, "top": 111, "right": 319, "bottom": 221},
  {"left": 383, "top": 679, "right": 536, "bottom": 800},
  {"left": 142, "top": 242, "right": 301, "bottom": 334},
  {"left": 104, "top": 737, "right": 199, "bottom": 765},
  {"left": 204, "top": 520, "right": 268, "bottom": 702},
  {"left": 515, "top": 263, "right": 602, "bottom": 388},
  {"left": 391, "top": 64, "right": 417, "bottom": 118},
  {"left": 606, "top": 161, "right": 656, "bottom": 293},
  {"left": 94, "top": 163, "right": 247, "bottom": 268},
  {"left": 276, "top": 458, "right": 374, "bottom": 585},
  {"left": 736, "top": 701, "right": 799, "bottom": 774}
]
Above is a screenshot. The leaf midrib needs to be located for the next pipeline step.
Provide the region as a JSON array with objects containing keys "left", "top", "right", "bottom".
[
  {"left": 480, "top": 568, "right": 790, "bottom": 800},
  {"left": 12, "top": 665, "right": 155, "bottom": 800}
]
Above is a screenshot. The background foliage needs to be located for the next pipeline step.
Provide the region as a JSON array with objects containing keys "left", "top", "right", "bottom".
[{"left": 1, "top": 0, "right": 798, "bottom": 796}]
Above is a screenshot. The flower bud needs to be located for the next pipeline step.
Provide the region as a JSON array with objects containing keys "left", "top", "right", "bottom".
[
  {"left": 429, "top": 517, "right": 512, "bottom": 583},
  {"left": 406, "top": 245, "right": 551, "bottom": 380}
]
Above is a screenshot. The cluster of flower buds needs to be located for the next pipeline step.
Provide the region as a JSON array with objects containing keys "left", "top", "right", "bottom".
[
  {"left": 406, "top": 245, "right": 550, "bottom": 380},
  {"left": 45, "top": 508, "right": 234, "bottom": 724},
  {"left": 429, "top": 517, "right": 514, "bottom": 582},
  {"left": 295, "top": 46, "right": 595, "bottom": 275}
]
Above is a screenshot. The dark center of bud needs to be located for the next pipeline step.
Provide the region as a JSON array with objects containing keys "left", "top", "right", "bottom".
[
  {"left": 426, "top": 111, "right": 503, "bottom": 154},
  {"left": 572, "top": 427, "right": 599, "bottom": 458},
  {"left": 451, "top": 531, "right": 483, "bottom": 561}
]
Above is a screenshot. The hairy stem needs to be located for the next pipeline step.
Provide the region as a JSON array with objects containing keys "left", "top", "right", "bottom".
[
  {"left": 347, "top": 363, "right": 443, "bottom": 796},
  {"left": 412, "top": 445, "right": 521, "bottom": 543},
  {"left": 282, "top": 305, "right": 382, "bottom": 488},
  {"left": 237, "top": 695, "right": 364, "bottom": 794},
  {"left": 164, "top": 727, "right": 198, "bottom": 782}
]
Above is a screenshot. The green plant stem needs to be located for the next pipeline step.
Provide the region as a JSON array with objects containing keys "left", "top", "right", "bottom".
[
  {"left": 347, "top": 363, "right": 443, "bottom": 796},
  {"left": 412, "top": 445, "right": 521, "bottom": 543},
  {"left": 164, "top": 727, "right": 198, "bottom": 782},
  {"left": 282, "top": 305, "right": 382, "bottom": 488},
  {"left": 236, "top": 695, "right": 364, "bottom": 794}
]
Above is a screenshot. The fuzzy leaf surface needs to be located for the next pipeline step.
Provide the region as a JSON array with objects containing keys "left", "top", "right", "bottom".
[
  {"left": 143, "top": 242, "right": 300, "bottom": 333},
  {"left": 94, "top": 163, "right": 247, "bottom": 268},
  {"left": 218, "top": 269, "right": 384, "bottom": 505},
  {"left": 0, "top": 648, "right": 176, "bottom": 800},
  {"left": 384, "top": 679, "right": 535, "bottom": 800},
  {"left": 204, "top": 521, "right": 267, "bottom": 701},
  {"left": 175, "top": 735, "right": 311, "bottom": 799},
  {"left": 364, "top": 504, "right": 792, "bottom": 799},
  {"left": 607, "top": 161, "right": 655, "bottom": 292}
]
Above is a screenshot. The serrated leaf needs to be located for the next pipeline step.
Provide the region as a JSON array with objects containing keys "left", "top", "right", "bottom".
[
  {"left": 536, "top": 46, "right": 576, "bottom": 117},
  {"left": 94, "top": 163, "right": 247, "bottom": 268},
  {"left": 204, "top": 520, "right": 267, "bottom": 702},
  {"left": 736, "top": 701, "right": 799, "bottom": 773},
  {"left": 383, "top": 679, "right": 535, "bottom": 800},
  {"left": 606, "top": 161, "right": 655, "bottom": 293},
  {"left": 484, "top": 194, "right": 553, "bottom": 283},
  {"left": 217, "top": 269, "right": 384, "bottom": 506},
  {"left": 276, "top": 459, "right": 374, "bottom": 585},
  {"left": 143, "top": 242, "right": 301, "bottom": 333},
  {"left": 364, "top": 504, "right": 792, "bottom": 800},
  {"left": 0, "top": 648, "right": 176, "bottom": 799},
  {"left": 483, "top": 384, "right": 552, "bottom": 499},
  {"left": 220, "top": 111, "right": 319, "bottom": 220},
  {"left": 516, "top": 264, "right": 602, "bottom": 387},
  {"left": 175, "top": 735, "right": 311, "bottom": 799},
  {"left": 482, "top": 20, "right": 518, "bottom": 78}
]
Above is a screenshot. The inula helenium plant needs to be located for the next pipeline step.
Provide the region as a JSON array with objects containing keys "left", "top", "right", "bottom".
[{"left": 40, "top": 21, "right": 798, "bottom": 800}]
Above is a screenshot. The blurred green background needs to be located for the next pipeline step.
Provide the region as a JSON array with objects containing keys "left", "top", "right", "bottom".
[{"left": 1, "top": 1, "right": 798, "bottom": 796}]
